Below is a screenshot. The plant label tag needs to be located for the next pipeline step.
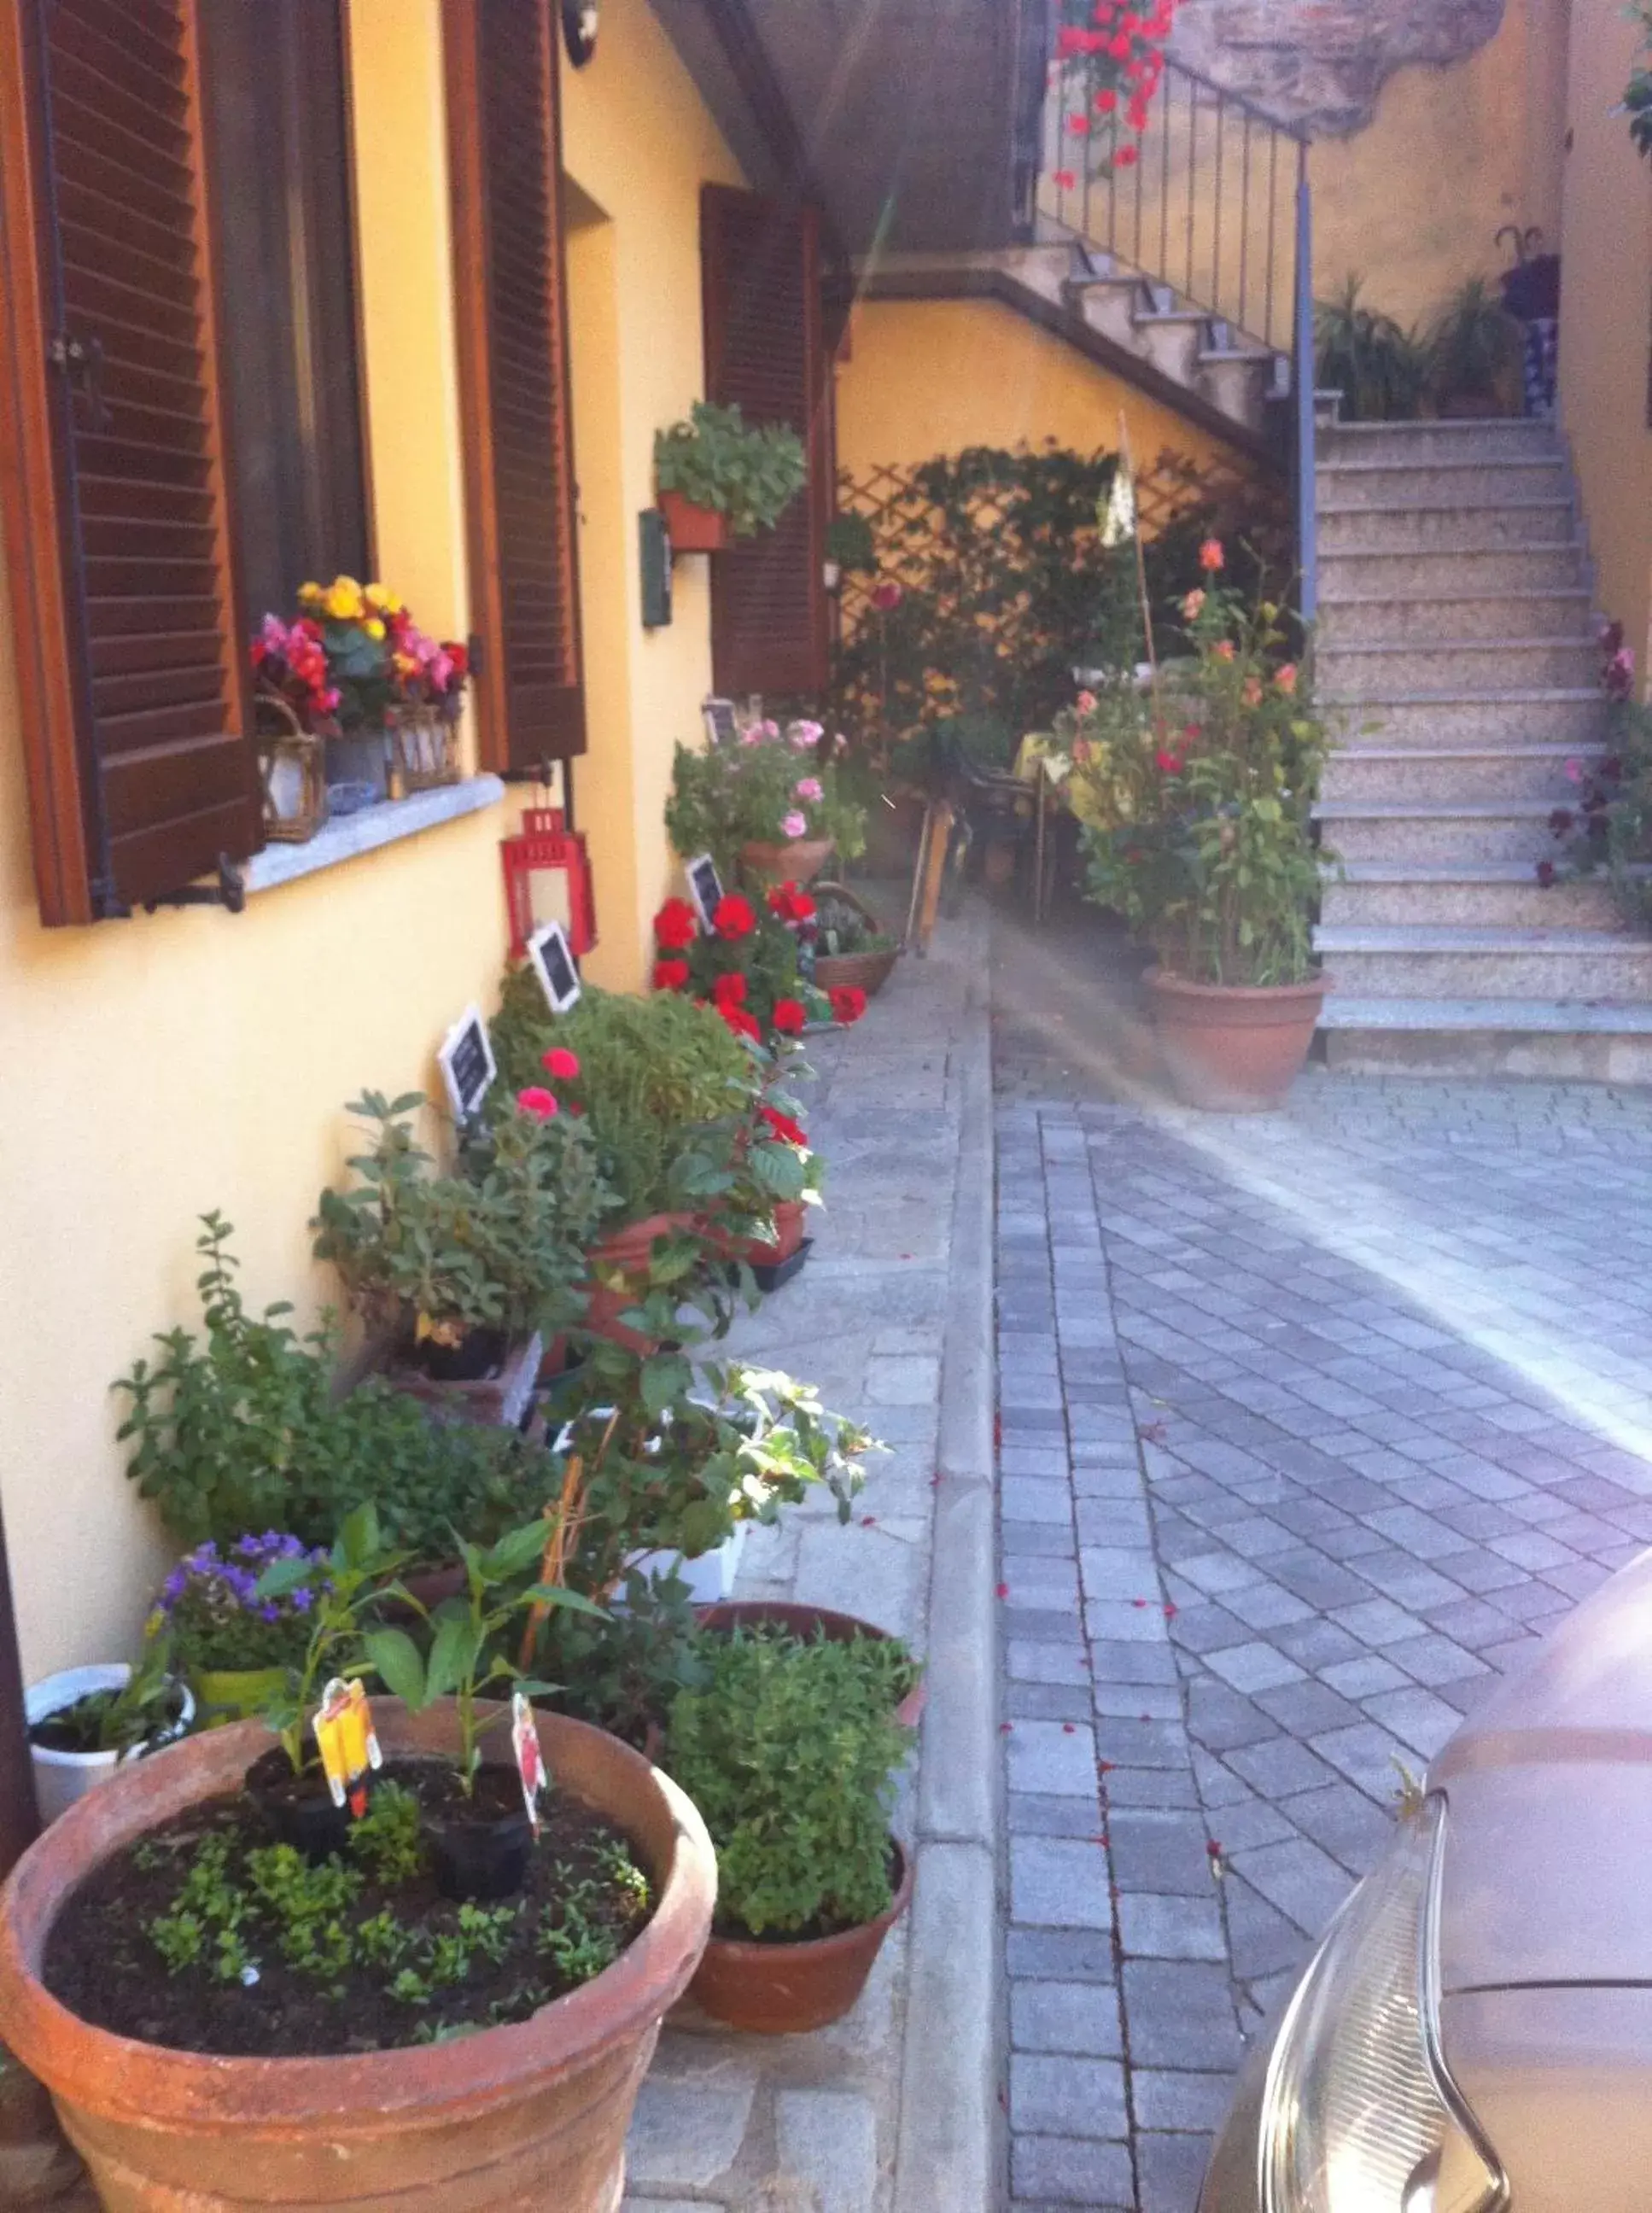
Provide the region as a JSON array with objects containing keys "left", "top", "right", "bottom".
[
  {"left": 527, "top": 919, "right": 581, "bottom": 1014},
  {"left": 438, "top": 1004, "right": 496, "bottom": 1124},
  {"left": 512, "top": 1691, "right": 546, "bottom": 1836},
  {"left": 314, "top": 1678, "right": 382, "bottom": 1815},
  {"left": 686, "top": 853, "right": 724, "bottom": 931},
  {"left": 702, "top": 696, "right": 738, "bottom": 747}
]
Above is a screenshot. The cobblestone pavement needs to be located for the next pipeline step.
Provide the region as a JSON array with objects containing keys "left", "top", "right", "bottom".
[
  {"left": 995, "top": 1069, "right": 1652, "bottom": 2213},
  {"left": 624, "top": 900, "right": 991, "bottom": 2213}
]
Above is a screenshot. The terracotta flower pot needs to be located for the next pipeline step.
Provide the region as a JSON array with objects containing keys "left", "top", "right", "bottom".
[
  {"left": 1143, "top": 966, "right": 1329, "bottom": 1113},
  {"left": 657, "top": 489, "right": 729, "bottom": 553},
  {"left": 697, "top": 1601, "right": 925, "bottom": 1730},
  {"left": 688, "top": 1839, "right": 913, "bottom": 2035},
  {"left": 581, "top": 1212, "right": 700, "bottom": 1354},
  {"left": 0, "top": 1702, "right": 716, "bottom": 2212},
  {"left": 739, "top": 838, "right": 832, "bottom": 885}
]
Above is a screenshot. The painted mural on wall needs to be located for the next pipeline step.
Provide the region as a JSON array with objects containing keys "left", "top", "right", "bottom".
[{"left": 1170, "top": 0, "right": 1506, "bottom": 136}]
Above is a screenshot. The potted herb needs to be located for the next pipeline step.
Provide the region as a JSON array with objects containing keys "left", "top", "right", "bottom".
[
  {"left": 1426, "top": 275, "right": 1521, "bottom": 417},
  {"left": 156, "top": 1533, "right": 331, "bottom": 1725},
  {"left": 0, "top": 1697, "right": 715, "bottom": 2210},
  {"left": 665, "top": 1628, "right": 915, "bottom": 2031},
  {"left": 117, "top": 1214, "right": 569, "bottom": 1560},
  {"left": 654, "top": 400, "right": 808, "bottom": 552},
  {"left": 359, "top": 1521, "right": 603, "bottom": 1901},
  {"left": 1070, "top": 544, "right": 1330, "bottom": 1109},
  {"left": 26, "top": 1632, "right": 193, "bottom": 1828},
  {"left": 695, "top": 1604, "right": 925, "bottom": 1728},
  {"left": 808, "top": 881, "right": 900, "bottom": 999},
  {"left": 664, "top": 713, "right": 865, "bottom": 885}
]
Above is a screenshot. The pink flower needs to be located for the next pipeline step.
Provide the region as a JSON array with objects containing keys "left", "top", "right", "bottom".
[
  {"left": 871, "top": 580, "right": 904, "bottom": 611},
  {"left": 1241, "top": 676, "right": 1264, "bottom": 708},
  {"left": 1076, "top": 690, "right": 1097, "bottom": 714},
  {"left": 794, "top": 777, "right": 823, "bottom": 802},
  {"left": 738, "top": 723, "right": 765, "bottom": 746},
  {"left": 782, "top": 810, "right": 808, "bottom": 838},
  {"left": 1199, "top": 538, "right": 1224, "bottom": 572},
  {"left": 1212, "top": 639, "right": 1235, "bottom": 662},
  {"left": 541, "top": 1047, "right": 581, "bottom": 1080},
  {"left": 1565, "top": 757, "right": 1585, "bottom": 784},
  {"left": 1181, "top": 589, "right": 1205, "bottom": 621},
  {"left": 1053, "top": 169, "right": 1077, "bottom": 191},
  {"left": 1275, "top": 663, "right": 1298, "bottom": 695},
  {"left": 790, "top": 719, "right": 824, "bottom": 750},
  {"left": 516, "top": 1087, "right": 558, "bottom": 1119}
]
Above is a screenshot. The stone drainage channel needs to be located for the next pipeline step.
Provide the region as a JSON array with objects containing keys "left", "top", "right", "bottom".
[
  {"left": 623, "top": 897, "right": 999, "bottom": 2213},
  {"left": 996, "top": 1067, "right": 1652, "bottom": 2213}
]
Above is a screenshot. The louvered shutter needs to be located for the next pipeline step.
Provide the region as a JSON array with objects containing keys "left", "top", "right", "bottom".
[
  {"left": 445, "top": 0, "right": 585, "bottom": 771},
  {"left": 702, "top": 184, "right": 828, "bottom": 698},
  {"left": 0, "top": 0, "right": 260, "bottom": 925}
]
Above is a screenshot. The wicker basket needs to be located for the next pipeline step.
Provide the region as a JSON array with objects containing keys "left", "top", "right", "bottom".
[
  {"left": 810, "top": 881, "right": 900, "bottom": 998},
  {"left": 253, "top": 690, "right": 328, "bottom": 844},
  {"left": 387, "top": 703, "right": 462, "bottom": 795}
]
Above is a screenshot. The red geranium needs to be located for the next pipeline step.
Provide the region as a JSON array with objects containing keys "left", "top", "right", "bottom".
[
  {"left": 768, "top": 881, "right": 817, "bottom": 925},
  {"left": 516, "top": 1087, "right": 558, "bottom": 1119},
  {"left": 828, "top": 985, "right": 868, "bottom": 1025},
  {"left": 772, "top": 997, "right": 806, "bottom": 1035},
  {"left": 654, "top": 897, "right": 698, "bottom": 951},
  {"left": 759, "top": 1103, "right": 808, "bottom": 1148},
  {"left": 1198, "top": 537, "right": 1225, "bottom": 572},
  {"left": 712, "top": 892, "right": 757, "bottom": 940},
  {"left": 652, "top": 958, "right": 690, "bottom": 992},
  {"left": 712, "top": 971, "right": 748, "bottom": 1007},
  {"left": 721, "top": 1007, "right": 762, "bottom": 1043},
  {"left": 540, "top": 1046, "right": 581, "bottom": 1081}
]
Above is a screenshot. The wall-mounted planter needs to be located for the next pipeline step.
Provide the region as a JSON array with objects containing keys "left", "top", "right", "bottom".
[{"left": 657, "top": 490, "right": 729, "bottom": 554}]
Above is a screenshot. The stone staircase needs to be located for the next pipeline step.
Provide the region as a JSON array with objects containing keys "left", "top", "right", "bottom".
[
  {"left": 1311, "top": 416, "right": 1652, "bottom": 1080},
  {"left": 853, "top": 243, "right": 1287, "bottom": 453}
]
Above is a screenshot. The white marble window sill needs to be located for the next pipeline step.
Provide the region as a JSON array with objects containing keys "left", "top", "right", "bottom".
[{"left": 243, "top": 776, "right": 505, "bottom": 895}]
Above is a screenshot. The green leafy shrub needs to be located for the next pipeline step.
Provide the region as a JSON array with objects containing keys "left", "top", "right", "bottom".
[
  {"left": 1425, "top": 276, "right": 1521, "bottom": 410},
  {"left": 654, "top": 400, "right": 807, "bottom": 536},
  {"left": 1314, "top": 276, "right": 1430, "bottom": 421},
  {"left": 664, "top": 714, "right": 865, "bottom": 879},
  {"left": 491, "top": 975, "right": 750, "bottom": 1222},
  {"left": 116, "top": 1216, "right": 563, "bottom": 1556},
  {"left": 666, "top": 1630, "right": 914, "bottom": 1937}
]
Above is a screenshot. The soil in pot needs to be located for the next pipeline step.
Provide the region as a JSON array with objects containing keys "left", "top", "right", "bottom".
[
  {"left": 689, "top": 1839, "right": 913, "bottom": 2034},
  {"left": 27, "top": 1682, "right": 187, "bottom": 1757},
  {"left": 243, "top": 1744, "right": 355, "bottom": 1863},
  {"left": 406, "top": 1327, "right": 507, "bottom": 1384},
  {"left": 43, "top": 1759, "right": 657, "bottom": 2058},
  {"left": 422, "top": 1762, "right": 534, "bottom": 1902}
]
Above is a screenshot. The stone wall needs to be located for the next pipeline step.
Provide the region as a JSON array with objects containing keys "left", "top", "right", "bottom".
[{"left": 1170, "top": 0, "right": 1508, "bottom": 136}]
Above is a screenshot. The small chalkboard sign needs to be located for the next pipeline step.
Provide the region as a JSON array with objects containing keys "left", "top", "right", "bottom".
[
  {"left": 702, "top": 697, "right": 738, "bottom": 747},
  {"left": 527, "top": 919, "right": 582, "bottom": 1014},
  {"left": 686, "top": 853, "right": 724, "bottom": 931},
  {"left": 438, "top": 1005, "right": 497, "bottom": 1124}
]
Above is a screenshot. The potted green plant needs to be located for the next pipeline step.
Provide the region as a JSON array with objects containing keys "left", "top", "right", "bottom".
[
  {"left": 1314, "top": 275, "right": 1429, "bottom": 421},
  {"left": 665, "top": 1627, "right": 915, "bottom": 2032},
  {"left": 0, "top": 1694, "right": 715, "bottom": 2210},
  {"left": 808, "top": 882, "right": 900, "bottom": 998},
  {"left": 695, "top": 1603, "right": 925, "bottom": 1728},
  {"left": 654, "top": 400, "right": 808, "bottom": 552},
  {"left": 1426, "top": 275, "right": 1521, "bottom": 417},
  {"left": 155, "top": 1533, "right": 332, "bottom": 1726},
  {"left": 665, "top": 713, "right": 865, "bottom": 885},
  {"left": 26, "top": 1632, "right": 193, "bottom": 1828},
  {"left": 823, "top": 510, "right": 877, "bottom": 593},
  {"left": 1070, "top": 545, "right": 1331, "bottom": 1109}
]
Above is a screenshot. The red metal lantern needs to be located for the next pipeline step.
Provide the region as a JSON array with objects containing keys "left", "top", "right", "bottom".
[{"left": 501, "top": 809, "right": 597, "bottom": 959}]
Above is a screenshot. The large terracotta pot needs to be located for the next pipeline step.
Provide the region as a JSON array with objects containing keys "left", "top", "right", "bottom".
[
  {"left": 0, "top": 1702, "right": 716, "bottom": 2212},
  {"left": 697, "top": 1601, "right": 925, "bottom": 1730},
  {"left": 688, "top": 1840, "right": 913, "bottom": 2035},
  {"left": 1143, "top": 967, "right": 1329, "bottom": 1112},
  {"left": 581, "top": 1212, "right": 700, "bottom": 1353},
  {"left": 739, "top": 838, "right": 832, "bottom": 885},
  {"left": 657, "top": 489, "right": 728, "bottom": 553}
]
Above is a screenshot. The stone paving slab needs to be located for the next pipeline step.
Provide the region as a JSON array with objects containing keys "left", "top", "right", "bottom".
[
  {"left": 627, "top": 902, "right": 997, "bottom": 2213},
  {"left": 995, "top": 1058, "right": 1652, "bottom": 2212}
]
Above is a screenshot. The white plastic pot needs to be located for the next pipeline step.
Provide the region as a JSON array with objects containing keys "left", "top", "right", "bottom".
[
  {"left": 625, "top": 1522, "right": 748, "bottom": 1605},
  {"left": 26, "top": 1664, "right": 195, "bottom": 1828}
]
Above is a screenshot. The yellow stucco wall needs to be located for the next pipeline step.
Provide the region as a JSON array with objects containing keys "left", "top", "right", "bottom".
[
  {"left": 1309, "top": 1, "right": 1560, "bottom": 330},
  {"left": 0, "top": 0, "right": 739, "bottom": 1679},
  {"left": 560, "top": 0, "right": 745, "bottom": 991},
  {"left": 835, "top": 296, "right": 1238, "bottom": 484},
  {"left": 1559, "top": 0, "right": 1652, "bottom": 675}
]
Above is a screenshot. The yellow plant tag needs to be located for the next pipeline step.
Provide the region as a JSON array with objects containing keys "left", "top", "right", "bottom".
[{"left": 314, "top": 1678, "right": 382, "bottom": 1815}]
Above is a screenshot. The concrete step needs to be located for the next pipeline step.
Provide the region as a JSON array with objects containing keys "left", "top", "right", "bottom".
[
  {"left": 1317, "top": 638, "right": 1598, "bottom": 696},
  {"left": 1195, "top": 352, "right": 1273, "bottom": 435},
  {"left": 1316, "top": 589, "right": 1594, "bottom": 645},
  {"left": 1319, "top": 544, "right": 1591, "bottom": 599},
  {"left": 1315, "top": 798, "right": 1568, "bottom": 863},
  {"left": 1321, "top": 690, "right": 1606, "bottom": 747},
  {"left": 1319, "top": 743, "right": 1603, "bottom": 804},
  {"left": 1321, "top": 998, "right": 1652, "bottom": 1080},
  {"left": 1320, "top": 861, "right": 1625, "bottom": 930},
  {"left": 1314, "top": 925, "right": 1652, "bottom": 1000},
  {"left": 1316, "top": 457, "right": 1569, "bottom": 509},
  {"left": 1063, "top": 273, "right": 1144, "bottom": 347},
  {"left": 1318, "top": 499, "right": 1577, "bottom": 553},
  {"left": 1132, "top": 309, "right": 1203, "bottom": 383},
  {"left": 1316, "top": 418, "right": 1562, "bottom": 465}
]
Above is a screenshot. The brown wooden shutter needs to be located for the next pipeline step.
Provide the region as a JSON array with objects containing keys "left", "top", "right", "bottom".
[
  {"left": 0, "top": 0, "right": 260, "bottom": 925},
  {"left": 702, "top": 184, "right": 828, "bottom": 699},
  {"left": 444, "top": 0, "right": 585, "bottom": 772}
]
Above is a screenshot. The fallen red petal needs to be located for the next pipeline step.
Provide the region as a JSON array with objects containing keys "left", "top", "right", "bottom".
[{"left": 995, "top": 1581, "right": 1009, "bottom": 1599}]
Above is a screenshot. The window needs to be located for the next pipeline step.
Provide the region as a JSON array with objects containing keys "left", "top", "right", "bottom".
[{"left": 197, "top": 0, "right": 371, "bottom": 625}]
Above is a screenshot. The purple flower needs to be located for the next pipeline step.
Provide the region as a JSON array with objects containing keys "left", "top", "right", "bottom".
[
  {"left": 259, "top": 1603, "right": 281, "bottom": 1624},
  {"left": 290, "top": 1587, "right": 314, "bottom": 1613}
]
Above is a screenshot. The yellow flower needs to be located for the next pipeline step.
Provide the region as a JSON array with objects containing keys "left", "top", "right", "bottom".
[
  {"left": 363, "top": 617, "right": 385, "bottom": 641},
  {"left": 323, "top": 575, "right": 365, "bottom": 622},
  {"left": 298, "top": 581, "right": 322, "bottom": 604},
  {"left": 365, "top": 582, "right": 403, "bottom": 616}
]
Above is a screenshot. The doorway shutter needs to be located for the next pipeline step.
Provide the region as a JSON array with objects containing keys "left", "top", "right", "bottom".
[
  {"left": 0, "top": 0, "right": 260, "bottom": 925},
  {"left": 445, "top": 0, "right": 586, "bottom": 771},
  {"left": 702, "top": 184, "right": 828, "bottom": 699}
]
